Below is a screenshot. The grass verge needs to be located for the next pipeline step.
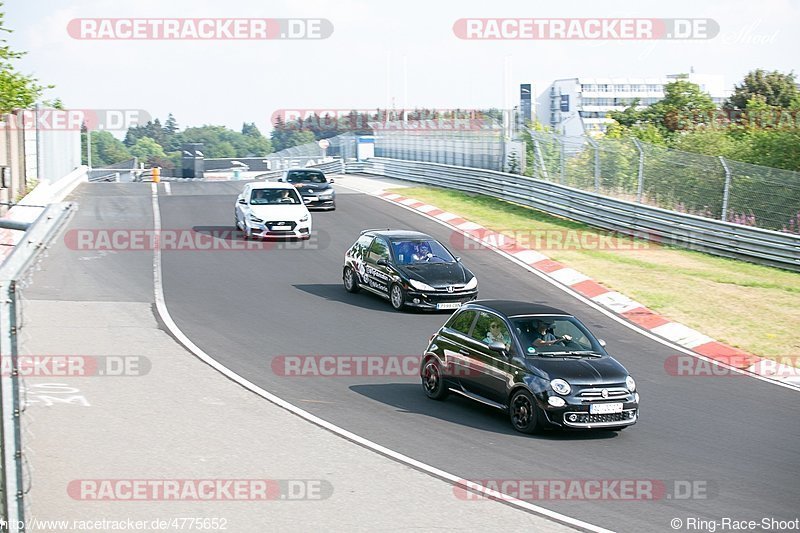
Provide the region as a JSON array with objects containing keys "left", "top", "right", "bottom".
[{"left": 387, "top": 186, "right": 800, "bottom": 362}]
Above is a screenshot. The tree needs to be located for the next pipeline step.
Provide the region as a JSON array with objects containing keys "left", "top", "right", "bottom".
[
  {"left": 726, "top": 69, "right": 799, "bottom": 111},
  {"left": 82, "top": 130, "right": 132, "bottom": 167},
  {"left": 644, "top": 80, "right": 716, "bottom": 133},
  {"left": 0, "top": 3, "right": 58, "bottom": 112},
  {"left": 129, "top": 136, "right": 166, "bottom": 165}
]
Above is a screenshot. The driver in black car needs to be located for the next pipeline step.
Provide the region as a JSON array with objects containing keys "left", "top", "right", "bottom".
[
  {"left": 531, "top": 320, "right": 572, "bottom": 347},
  {"left": 413, "top": 242, "right": 432, "bottom": 262}
]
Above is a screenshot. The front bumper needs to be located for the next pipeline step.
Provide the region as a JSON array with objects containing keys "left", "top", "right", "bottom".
[
  {"left": 302, "top": 194, "right": 336, "bottom": 209},
  {"left": 246, "top": 221, "right": 311, "bottom": 239},
  {"left": 404, "top": 289, "right": 478, "bottom": 310},
  {"left": 540, "top": 391, "right": 639, "bottom": 429}
]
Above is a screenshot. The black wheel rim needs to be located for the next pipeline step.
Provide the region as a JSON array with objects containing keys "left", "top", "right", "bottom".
[
  {"left": 511, "top": 394, "right": 532, "bottom": 429},
  {"left": 423, "top": 362, "right": 439, "bottom": 393}
]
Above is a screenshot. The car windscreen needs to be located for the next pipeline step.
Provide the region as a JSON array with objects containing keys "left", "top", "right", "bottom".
[
  {"left": 390, "top": 239, "right": 456, "bottom": 264},
  {"left": 511, "top": 316, "right": 604, "bottom": 355},
  {"left": 285, "top": 171, "right": 327, "bottom": 184},
  {"left": 249, "top": 189, "right": 302, "bottom": 205}
]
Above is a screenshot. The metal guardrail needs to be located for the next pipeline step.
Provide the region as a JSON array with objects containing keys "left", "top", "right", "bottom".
[
  {"left": 0, "top": 202, "right": 77, "bottom": 531},
  {"left": 360, "top": 158, "right": 800, "bottom": 272}
]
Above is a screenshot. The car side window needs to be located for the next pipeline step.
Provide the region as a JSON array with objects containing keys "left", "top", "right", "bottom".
[
  {"left": 352, "top": 235, "right": 373, "bottom": 259},
  {"left": 367, "top": 237, "right": 390, "bottom": 263},
  {"left": 446, "top": 310, "right": 476, "bottom": 335},
  {"left": 471, "top": 312, "right": 514, "bottom": 353}
]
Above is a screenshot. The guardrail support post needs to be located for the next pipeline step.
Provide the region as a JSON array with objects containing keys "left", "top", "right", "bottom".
[
  {"left": 633, "top": 139, "right": 644, "bottom": 203},
  {"left": 719, "top": 156, "right": 732, "bottom": 222}
]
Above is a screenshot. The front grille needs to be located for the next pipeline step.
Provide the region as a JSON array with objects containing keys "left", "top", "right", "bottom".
[
  {"left": 421, "top": 292, "right": 477, "bottom": 304},
  {"left": 576, "top": 387, "right": 630, "bottom": 402},
  {"left": 563, "top": 409, "right": 636, "bottom": 427},
  {"left": 264, "top": 221, "right": 297, "bottom": 231}
]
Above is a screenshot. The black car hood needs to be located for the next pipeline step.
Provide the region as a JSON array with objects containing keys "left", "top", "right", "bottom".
[
  {"left": 525, "top": 355, "right": 628, "bottom": 386},
  {"left": 295, "top": 183, "right": 332, "bottom": 193},
  {"left": 398, "top": 262, "right": 472, "bottom": 287}
]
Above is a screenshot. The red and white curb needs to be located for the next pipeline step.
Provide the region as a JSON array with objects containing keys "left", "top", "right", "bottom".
[{"left": 376, "top": 191, "right": 800, "bottom": 388}]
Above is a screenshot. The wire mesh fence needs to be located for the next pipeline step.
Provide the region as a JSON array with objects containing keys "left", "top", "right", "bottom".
[{"left": 526, "top": 130, "right": 800, "bottom": 233}]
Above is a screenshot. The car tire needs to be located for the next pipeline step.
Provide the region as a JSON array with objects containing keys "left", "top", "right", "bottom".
[
  {"left": 421, "top": 357, "right": 449, "bottom": 400},
  {"left": 509, "top": 389, "right": 543, "bottom": 434},
  {"left": 389, "top": 283, "right": 406, "bottom": 311},
  {"left": 343, "top": 267, "right": 360, "bottom": 293}
]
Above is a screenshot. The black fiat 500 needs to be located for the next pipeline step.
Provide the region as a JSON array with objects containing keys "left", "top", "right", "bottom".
[
  {"left": 421, "top": 300, "right": 639, "bottom": 433},
  {"left": 279, "top": 169, "right": 336, "bottom": 210},
  {"left": 342, "top": 229, "right": 478, "bottom": 311}
]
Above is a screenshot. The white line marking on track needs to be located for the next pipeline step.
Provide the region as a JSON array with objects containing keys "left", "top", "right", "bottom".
[
  {"left": 148, "top": 183, "right": 612, "bottom": 533},
  {"left": 163, "top": 182, "right": 171, "bottom": 195}
]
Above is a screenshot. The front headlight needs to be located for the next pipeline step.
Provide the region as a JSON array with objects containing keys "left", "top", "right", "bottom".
[
  {"left": 550, "top": 379, "right": 571, "bottom": 396},
  {"left": 464, "top": 277, "right": 478, "bottom": 290},
  {"left": 249, "top": 214, "right": 264, "bottom": 223},
  {"left": 626, "top": 376, "right": 636, "bottom": 392},
  {"left": 299, "top": 214, "right": 309, "bottom": 222},
  {"left": 409, "top": 279, "right": 435, "bottom": 291}
]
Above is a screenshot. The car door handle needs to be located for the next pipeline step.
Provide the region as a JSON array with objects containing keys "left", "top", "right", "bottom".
[{"left": 459, "top": 349, "right": 471, "bottom": 356}]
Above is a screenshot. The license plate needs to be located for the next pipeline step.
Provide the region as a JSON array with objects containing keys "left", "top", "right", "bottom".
[
  {"left": 271, "top": 226, "right": 291, "bottom": 231},
  {"left": 436, "top": 302, "right": 462, "bottom": 310},
  {"left": 305, "top": 196, "right": 318, "bottom": 202},
  {"left": 590, "top": 403, "right": 623, "bottom": 414}
]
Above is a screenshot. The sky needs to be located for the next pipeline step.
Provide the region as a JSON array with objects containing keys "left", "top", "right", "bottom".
[{"left": 4, "top": 0, "right": 799, "bottom": 134}]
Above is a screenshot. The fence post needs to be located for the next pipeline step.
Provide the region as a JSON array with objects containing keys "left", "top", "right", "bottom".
[
  {"left": 633, "top": 138, "right": 644, "bottom": 203},
  {"left": 719, "top": 156, "right": 732, "bottom": 222},
  {"left": 587, "top": 137, "right": 600, "bottom": 192}
]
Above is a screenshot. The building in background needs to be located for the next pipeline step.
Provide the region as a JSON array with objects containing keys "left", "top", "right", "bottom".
[{"left": 529, "top": 73, "right": 730, "bottom": 137}]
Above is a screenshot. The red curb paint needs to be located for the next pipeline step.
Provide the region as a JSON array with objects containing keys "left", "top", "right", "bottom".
[
  {"left": 532, "top": 259, "right": 565, "bottom": 273},
  {"left": 448, "top": 218, "right": 468, "bottom": 226},
  {"left": 622, "top": 308, "right": 671, "bottom": 329},
  {"left": 572, "top": 280, "right": 610, "bottom": 299},
  {"left": 693, "top": 342, "right": 762, "bottom": 368}
]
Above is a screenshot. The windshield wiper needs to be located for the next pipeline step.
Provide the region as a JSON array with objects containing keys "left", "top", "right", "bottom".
[{"left": 543, "top": 350, "right": 602, "bottom": 358}]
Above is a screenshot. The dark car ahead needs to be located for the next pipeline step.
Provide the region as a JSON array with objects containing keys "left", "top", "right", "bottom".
[
  {"left": 279, "top": 169, "right": 336, "bottom": 210},
  {"left": 343, "top": 229, "right": 478, "bottom": 311},
  {"left": 421, "top": 300, "right": 639, "bottom": 433}
]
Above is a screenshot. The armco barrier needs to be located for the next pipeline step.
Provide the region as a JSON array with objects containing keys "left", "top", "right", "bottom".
[
  {"left": 0, "top": 202, "right": 76, "bottom": 531},
  {"left": 358, "top": 158, "right": 800, "bottom": 272}
]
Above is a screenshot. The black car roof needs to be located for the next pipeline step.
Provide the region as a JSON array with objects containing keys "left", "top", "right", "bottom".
[
  {"left": 464, "top": 300, "right": 570, "bottom": 318},
  {"left": 360, "top": 229, "right": 432, "bottom": 239}
]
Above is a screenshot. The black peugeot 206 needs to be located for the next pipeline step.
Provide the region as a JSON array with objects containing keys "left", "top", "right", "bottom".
[
  {"left": 278, "top": 168, "right": 336, "bottom": 210},
  {"left": 421, "top": 300, "right": 639, "bottom": 433},
  {"left": 342, "top": 229, "right": 478, "bottom": 311}
]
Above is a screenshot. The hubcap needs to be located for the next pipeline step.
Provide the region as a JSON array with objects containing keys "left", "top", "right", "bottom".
[{"left": 345, "top": 270, "right": 354, "bottom": 289}]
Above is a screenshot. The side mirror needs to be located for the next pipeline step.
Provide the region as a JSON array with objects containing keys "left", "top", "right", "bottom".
[
  {"left": 238, "top": 198, "right": 246, "bottom": 204},
  {"left": 277, "top": 178, "right": 284, "bottom": 182},
  {"left": 455, "top": 256, "right": 461, "bottom": 262},
  {"left": 488, "top": 341, "right": 508, "bottom": 355},
  {"left": 598, "top": 339, "right": 607, "bottom": 348},
  {"left": 328, "top": 177, "right": 335, "bottom": 183},
  {"left": 376, "top": 258, "right": 389, "bottom": 266}
]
